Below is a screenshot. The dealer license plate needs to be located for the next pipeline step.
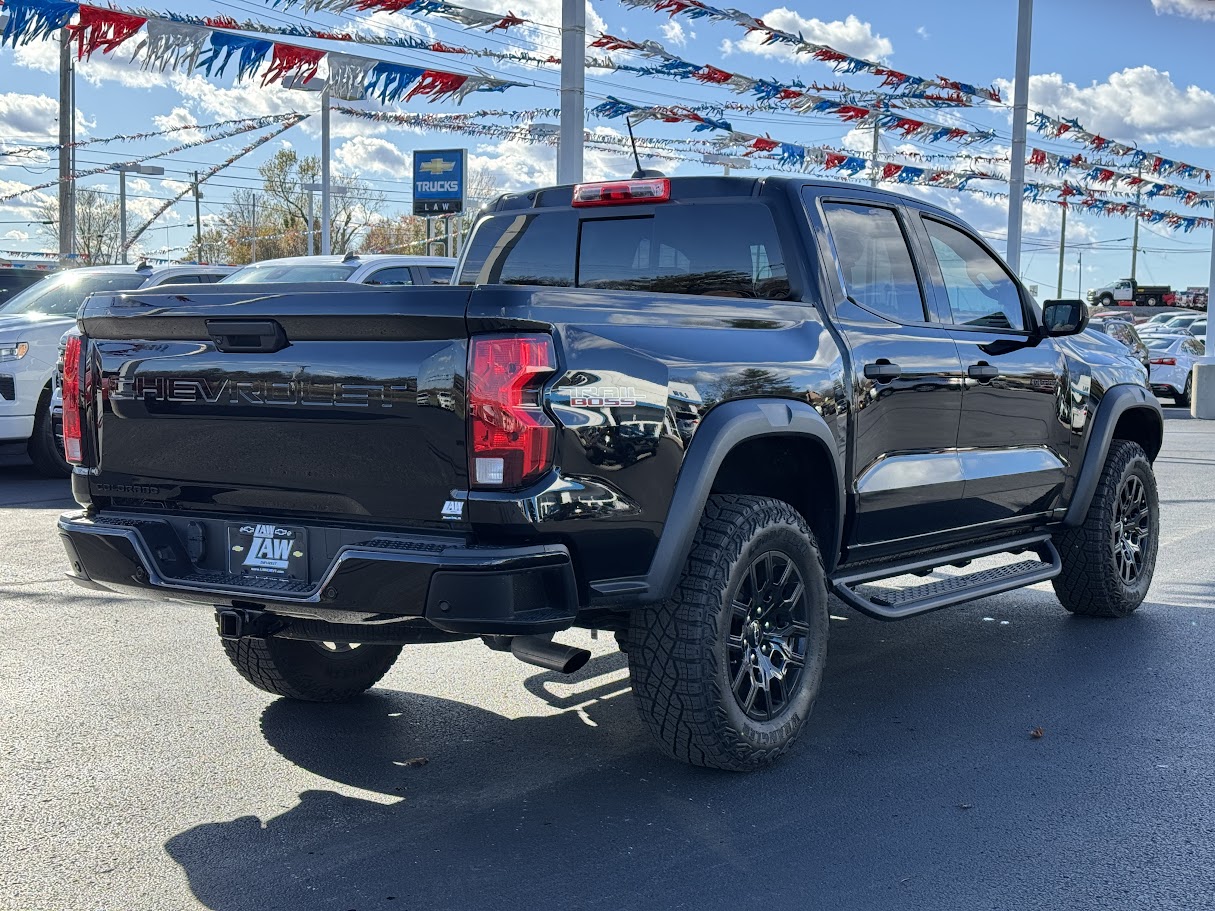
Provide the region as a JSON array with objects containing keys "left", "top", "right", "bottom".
[{"left": 227, "top": 523, "right": 308, "bottom": 580}]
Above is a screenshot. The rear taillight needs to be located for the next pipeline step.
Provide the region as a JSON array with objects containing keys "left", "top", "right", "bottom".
[
  {"left": 62, "top": 334, "right": 83, "bottom": 464},
  {"left": 468, "top": 335, "right": 557, "bottom": 488},
  {"left": 572, "top": 178, "right": 670, "bottom": 207},
  {"left": 1150, "top": 357, "right": 1176, "bottom": 365}
]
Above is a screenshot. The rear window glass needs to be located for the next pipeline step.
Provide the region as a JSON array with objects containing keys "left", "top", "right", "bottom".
[
  {"left": 458, "top": 203, "right": 790, "bottom": 299},
  {"left": 222, "top": 264, "right": 357, "bottom": 283}
]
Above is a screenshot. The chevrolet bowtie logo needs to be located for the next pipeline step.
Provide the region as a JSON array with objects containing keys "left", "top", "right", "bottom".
[{"left": 419, "top": 158, "right": 456, "bottom": 176}]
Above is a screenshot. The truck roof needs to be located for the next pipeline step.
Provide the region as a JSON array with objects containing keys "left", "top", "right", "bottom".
[{"left": 485, "top": 174, "right": 959, "bottom": 221}]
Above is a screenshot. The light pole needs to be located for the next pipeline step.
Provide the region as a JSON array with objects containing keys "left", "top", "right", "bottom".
[
  {"left": 557, "top": 0, "right": 585, "bottom": 184},
  {"left": 112, "top": 163, "right": 164, "bottom": 264},
  {"left": 1006, "top": 0, "right": 1033, "bottom": 275},
  {"left": 282, "top": 76, "right": 339, "bottom": 254},
  {"left": 302, "top": 182, "right": 348, "bottom": 255},
  {"left": 192, "top": 171, "right": 203, "bottom": 262}
]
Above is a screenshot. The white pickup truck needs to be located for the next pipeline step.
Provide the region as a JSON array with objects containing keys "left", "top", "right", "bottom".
[{"left": 1, "top": 263, "right": 233, "bottom": 475}]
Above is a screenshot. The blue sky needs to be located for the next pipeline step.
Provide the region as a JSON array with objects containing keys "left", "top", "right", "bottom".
[{"left": 4, "top": 0, "right": 1215, "bottom": 295}]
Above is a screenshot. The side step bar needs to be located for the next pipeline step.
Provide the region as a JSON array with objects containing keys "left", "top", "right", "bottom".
[{"left": 830, "top": 534, "right": 1061, "bottom": 621}]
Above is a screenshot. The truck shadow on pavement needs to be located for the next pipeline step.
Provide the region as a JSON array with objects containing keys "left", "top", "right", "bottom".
[{"left": 164, "top": 590, "right": 1215, "bottom": 911}]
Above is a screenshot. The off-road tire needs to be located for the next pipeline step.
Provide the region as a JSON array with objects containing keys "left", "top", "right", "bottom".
[
  {"left": 626, "top": 494, "right": 830, "bottom": 771},
  {"left": 27, "top": 387, "right": 70, "bottom": 478},
  {"left": 221, "top": 636, "right": 402, "bottom": 702},
  {"left": 1176, "top": 374, "right": 1192, "bottom": 408},
  {"left": 1053, "top": 440, "right": 1158, "bottom": 617}
]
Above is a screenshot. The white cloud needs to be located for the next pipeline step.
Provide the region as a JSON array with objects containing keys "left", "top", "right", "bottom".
[
  {"left": 335, "top": 136, "right": 411, "bottom": 177},
  {"left": 660, "top": 21, "right": 692, "bottom": 48},
  {"left": 0, "top": 93, "right": 91, "bottom": 148},
  {"left": 14, "top": 37, "right": 171, "bottom": 90},
  {"left": 4, "top": 230, "right": 30, "bottom": 242},
  {"left": 999, "top": 67, "right": 1215, "bottom": 147},
  {"left": 720, "top": 11, "right": 892, "bottom": 63},
  {"left": 1151, "top": 0, "right": 1215, "bottom": 19},
  {"left": 916, "top": 25, "right": 930, "bottom": 39},
  {"left": 153, "top": 107, "right": 204, "bottom": 144}
]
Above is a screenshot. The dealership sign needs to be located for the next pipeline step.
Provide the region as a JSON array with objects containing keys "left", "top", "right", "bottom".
[{"left": 413, "top": 149, "right": 466, "bottom": 216}]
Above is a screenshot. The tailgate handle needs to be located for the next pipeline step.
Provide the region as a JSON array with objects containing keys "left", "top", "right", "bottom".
[{"left": 206, "top": 320, "right": 288, "bottom": 353}]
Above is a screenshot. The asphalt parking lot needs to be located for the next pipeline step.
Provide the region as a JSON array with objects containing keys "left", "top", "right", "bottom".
[{"left": 2, "top": 409, "right": 1214, "bottom": 911}]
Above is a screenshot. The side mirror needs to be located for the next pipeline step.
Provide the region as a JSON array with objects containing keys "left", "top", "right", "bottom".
[{"left": 1042, "top": 299, "right": 1089, "bottom": 337}]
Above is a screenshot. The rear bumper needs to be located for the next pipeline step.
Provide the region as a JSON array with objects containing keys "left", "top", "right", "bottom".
[{"left": 58, "top": 511, "right": 579, "bottom": 635}]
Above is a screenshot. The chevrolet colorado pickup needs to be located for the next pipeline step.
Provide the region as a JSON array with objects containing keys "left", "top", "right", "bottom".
[{"left": 58, "top": 176, "right": 1162, "bottom": 770}]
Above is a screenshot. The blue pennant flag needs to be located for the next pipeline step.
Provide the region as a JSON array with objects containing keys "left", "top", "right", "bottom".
[
  {"left": 590, "top": 97, "right": 638, "bottom": 119},
  {"left": 897, "top": 166, "right": 926, "bottom": 184},
  {"left": 779, "top": 143, "right": 805, "bottom": 167},
  {"left": 196, "top": 33, "right": 273, "bottom": 81},
  {"left": 364, "top": 62, "right": 427, "bottom": 104},
  {"left": 1, "top": 0, "right": 79, "bottom": 48}
]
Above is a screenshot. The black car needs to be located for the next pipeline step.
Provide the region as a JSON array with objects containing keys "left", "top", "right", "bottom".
[
  {"left": 1089, "top": 315, "right": 1151, "bottom": 370},
  {"left": 56, "top": 176, "right": 1162, "bottom": 771},
  {"left": 0, "top": 266, "right": 55, "bottom": 308}
]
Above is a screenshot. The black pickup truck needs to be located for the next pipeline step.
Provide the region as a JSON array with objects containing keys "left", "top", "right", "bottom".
[{"left": 58, "top": 176, "right": 1162, "bottom": 770}]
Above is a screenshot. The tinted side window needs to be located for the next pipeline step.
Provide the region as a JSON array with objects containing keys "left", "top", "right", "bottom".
[
  {"left": 821, "top": 203, "right": 926, "bottom": 323},
  {"left": 923, "top": 219, "right": 1026, "bottom": 331},
  {"left": 365, "top": 267, "right": 414, "bottom": 286},
  {"left": 577, "top": 204, "right": 790, "bottom": 299},
  {"left": 161, "top": 274, "right": 202, "bottom": 284},
  {"left": 459, "top": 213, "right": 576, "bottom": 287},
  {"left": 427, "top": 266, "right": 454, "bottom": 284}
]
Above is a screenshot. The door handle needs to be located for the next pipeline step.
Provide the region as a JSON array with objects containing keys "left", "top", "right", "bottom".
[
  {"left": 206, "top": 319, "right": 288, "bottom": 354},
  {"left": 863, "top": 361, "right": 902, "bottom": 382},
  {"left": 968, "top": 363, "right": 1000, "bottom": 381}
]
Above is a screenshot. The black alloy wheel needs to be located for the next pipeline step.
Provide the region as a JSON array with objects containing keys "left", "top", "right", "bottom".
[
  {"left": 728, "top": 551, "right": 811, "bottom": 721},
  {"left": 1112, "top": 474, "right": 1150, "bottom": 587}
]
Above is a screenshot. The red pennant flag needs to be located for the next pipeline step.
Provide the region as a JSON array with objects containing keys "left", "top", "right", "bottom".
[
  {"left": 777, "top": 88, "right": 803, "bottom": 100},
  {"left": 893, "top": 118, "right": 924, "bottom": 137},
  {"left": 823, "top": 153, "right": 847, "bottom": 170},
  {"left": 882, "top": 163, "right": 903, "bottom": 180},
  {"left": 406, "top": 71, "right": 469, "bottom": 102},
  {"left": 261, "top": 44, "right": 325, "bottom": 87},
  {"left": 1029, "top": 149, "right": 1047, "bottom": 166},
  {"left": 68, "top": 6, "right": 147, "bottom": 60},
  {"left": 837, "top": 106, "right": 870, "bottom": 122},
  {"left": 748, "top": 138, "right": 780, "bottom": 154},
  {"left": 490, "top": 13, "right": 525, "bottom": 31},
  {"left": 694, "top": 66, "right": 733, "bottom": 84}
]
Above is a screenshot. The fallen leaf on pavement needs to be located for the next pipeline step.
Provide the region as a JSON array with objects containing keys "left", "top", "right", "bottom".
[{"left": 1030, "top": 727, "right": 1045, "bottom": 739}]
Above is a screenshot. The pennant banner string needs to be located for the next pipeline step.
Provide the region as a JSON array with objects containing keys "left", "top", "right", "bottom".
[
  {"left": 0, "top": 113, "right": 307, "bottom": 202},
  {"left": 615, "top": 0, "right": 1211, "bottom": 183},
  {"left": 0, "top": 0, "right": 526, "bottom": 104},
  {"left": 0, "top": 112, "right": 302, "bottom": 158}
]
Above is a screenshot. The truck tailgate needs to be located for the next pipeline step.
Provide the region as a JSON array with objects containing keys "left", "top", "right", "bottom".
[{"left": 79, "top": 283, "right": 472, "bottom": 529}]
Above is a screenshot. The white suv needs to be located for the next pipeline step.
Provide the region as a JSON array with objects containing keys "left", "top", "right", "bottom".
[{"left": 1, "top": 263, "right": 234, "bottom": 476}]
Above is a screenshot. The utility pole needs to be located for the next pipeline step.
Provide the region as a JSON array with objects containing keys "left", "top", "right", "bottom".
[
  {"left": 557, "top": 0, "right": 585, "bottom": 184},
  {"left": 1130, "top": 162, "right": 1143, "bottom": 282},
  {"left": 306, "top": 186, "right": 315, "bottom": 256},
  {"left": 57, "top": 28, "right": 74, "bottom": 265},
  {"left": 192, "top": 171, "right": 202, "bottom": 261},
  {"left": 1077, "top": 250, "right": 1083, "bottom": 300},
  {"left": 250, "top": 195, "right": 258, "bottom": 262},
  {"left": 1056, "top": 204, "right": 1067, "bottom": 298},
  {"left": 320, "top": 83, "right": 333, "bottom": 255},
  {"left": 1006, "top": 0, "right": 1034, "bottom": 275},
  {"left": 870, "top": 122, "right": 880, "bottom": 187}
]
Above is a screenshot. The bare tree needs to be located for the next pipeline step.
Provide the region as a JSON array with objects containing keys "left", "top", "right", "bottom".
[{"left": 38, "top": 188, "right": 121, "bottom": 265}]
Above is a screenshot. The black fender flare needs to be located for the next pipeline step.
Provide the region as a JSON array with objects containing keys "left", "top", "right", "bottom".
[
  {"left": 640, "top": 398, "right": 844, "bottom": 602},
  {"left": 1063, "top": 384, "right": 1163, "bottom": 528}
]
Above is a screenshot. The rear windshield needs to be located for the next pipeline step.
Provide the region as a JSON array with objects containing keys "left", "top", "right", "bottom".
[
  {"left": 1144, "top": 337, "right": 1178, "bottom": 350},
  {"left": 0, "top": 270, "right": 146, "bottom": 316},
  {"left": 457, "top": 203, "right": 791, "bottom": 299},
  {"left": 222, "top": 264, "right": 357, "bottom": 283}
]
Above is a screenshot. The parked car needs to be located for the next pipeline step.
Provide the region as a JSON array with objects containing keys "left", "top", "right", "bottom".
[
  {"left": 1088, "top": 316, "right": 1151, "bottom": 371},
  {"left": 0, "top": 264, "right": 57, "bottom": 308},
  {"left": 1, "top": 262, "right": 234, "bottom": 475},
  {"left": 58, "top": 176, "right": 1162, "bottom": 771},
  {"left": 1139, "top": 309, "right": 1197, "bottom": 328},
  {"left": 1139, "top": 312, "right": 1205, "bottom": 337},
  {"left": 1145, "top": 334, "right": 1205, "bottom": 405},
  {"left": 220, "top": 254, "right": 457, "bottom": 286}
]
